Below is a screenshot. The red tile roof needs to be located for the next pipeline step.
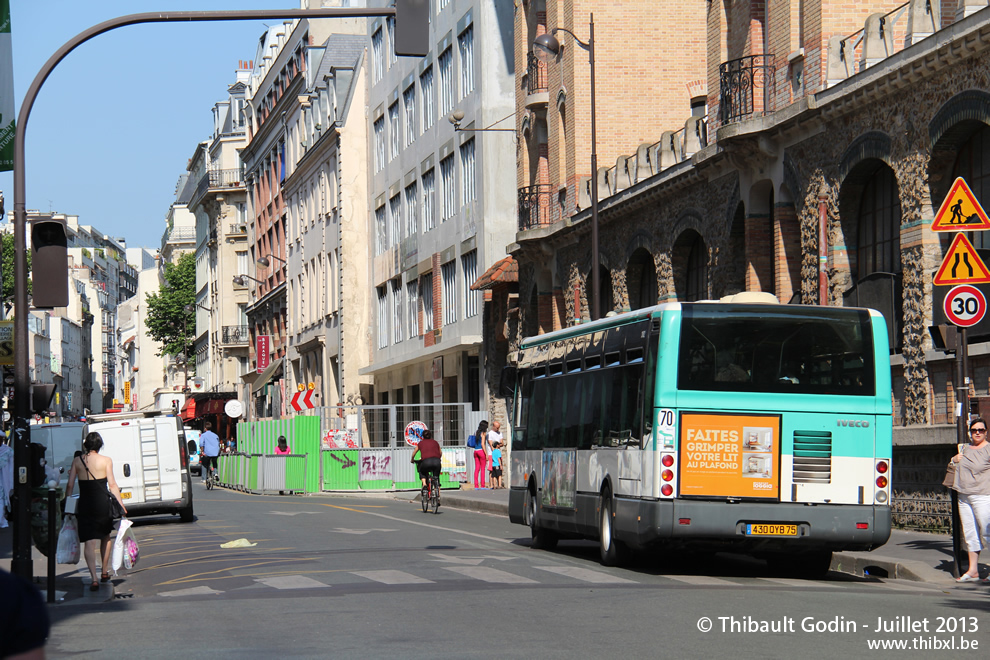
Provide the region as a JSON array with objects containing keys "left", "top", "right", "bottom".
[{"left": 471, "top": 255, "right": 517, "bottom": 291}]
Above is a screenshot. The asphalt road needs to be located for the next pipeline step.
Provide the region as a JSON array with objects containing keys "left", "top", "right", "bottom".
[{"left": 45, "top": 483, "right": 990, "bottom": 659}]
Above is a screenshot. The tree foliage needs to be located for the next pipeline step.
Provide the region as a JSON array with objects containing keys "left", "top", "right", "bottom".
[
  {"left": 1, "top": 232, "right": 32, "bottom": 307},
  {"left": 145, "top": 252, "right": 196, "bottom": 358}
]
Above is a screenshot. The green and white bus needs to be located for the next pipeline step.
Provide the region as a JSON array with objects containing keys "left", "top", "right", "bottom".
[{"left": 506, "top": 294, "right": 892, "bottom": 575}]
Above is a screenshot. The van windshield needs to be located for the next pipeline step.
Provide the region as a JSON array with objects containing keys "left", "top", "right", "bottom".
[{"left": 677, "top": 304, "right": 875, "bottom": 396}]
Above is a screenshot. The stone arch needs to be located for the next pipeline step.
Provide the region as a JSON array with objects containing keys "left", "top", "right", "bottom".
[
  {"left": 626, "top": 246, "right": 658, "bottom": 310},
  {"left": 838, "top": 131, "right": 894, "bottom": 183},
  {"left": 928, "top": 89, "right": 990, "bottom": 150},
  {"left": 672, "top": 229, "right": 709, "bottom": 301}
]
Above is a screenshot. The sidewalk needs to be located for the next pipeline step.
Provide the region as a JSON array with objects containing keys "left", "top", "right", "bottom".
[
  {"left": 0, "top": 526, "right": 116, "bottom": 605},
  {"left": 429, "top": 485, "right": 962, "bottom": 586}
]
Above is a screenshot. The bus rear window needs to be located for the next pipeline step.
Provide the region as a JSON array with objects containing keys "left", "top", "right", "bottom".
[{"left": 677, "top": 305, "right": 875, "bottom": 396}]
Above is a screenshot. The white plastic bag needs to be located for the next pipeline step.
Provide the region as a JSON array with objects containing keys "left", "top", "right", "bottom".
[
  {"left": 111, "top": 518, "right": 133, "bottom": 575},
  {"left": 55, "top": 514, "right": 80, "bottom": 564}
]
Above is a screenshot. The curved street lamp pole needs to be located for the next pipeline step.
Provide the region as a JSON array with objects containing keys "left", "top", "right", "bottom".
[{"left": 534, "top": 14, "right": 598, "bottom": 321}]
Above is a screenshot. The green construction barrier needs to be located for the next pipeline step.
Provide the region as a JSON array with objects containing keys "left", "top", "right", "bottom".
[
  {"left": 284, "top": 455, "right": 307, "bottom": 492},
  {"left": 322, "top": 449, "right": 361, "bottom": 490},
  {"left": 237, "top": 417, "right": 321, "bottom": 493}
]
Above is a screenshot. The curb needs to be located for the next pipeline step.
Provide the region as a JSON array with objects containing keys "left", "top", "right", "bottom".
[{"left": 830, "top": 552, "right": 954, "bottom": 585}]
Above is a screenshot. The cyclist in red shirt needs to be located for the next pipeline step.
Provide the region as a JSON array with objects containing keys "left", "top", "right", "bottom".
[{"left": 411, "top": 429, "right": 442, "bottom": 487}]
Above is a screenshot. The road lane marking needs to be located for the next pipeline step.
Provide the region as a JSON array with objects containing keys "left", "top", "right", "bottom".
[
  {"left": 663, "top": 575, "right": 742, "bottom": 586},
  {"left": 314, "top": 502, "right": 514, "bottom": 544},
  {"left": 533, "top": 566, "right": 637, "bottom": 584},
  {"left": 351, "top": 570, "right": 434, "bottom": 584},
  {"left": 330, "top": 528, "right": 398, "bottom": 535},
  {"left": 444, "top": 566, "right": 539, "bottom": 584},
  {"left": 255, "top": 575, "right": 330, "bottom": 590},
  {"left": 160, "top": 585, "right": 224, "bottom": 597},
  {"left": 428, "top": 553, "right": 518, "bottom": 565},
  {"left": 756, "top": 577, "right": 826, "bottom": 588},
  {"left": 268, "top": 511, "right": 323, "bottom": 516}
]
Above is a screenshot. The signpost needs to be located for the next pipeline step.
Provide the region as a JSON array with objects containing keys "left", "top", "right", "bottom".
[{"left": 931, "top": 177, "right": 990, "bottom": 579}]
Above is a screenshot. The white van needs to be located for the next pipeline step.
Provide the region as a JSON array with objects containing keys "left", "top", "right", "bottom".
[
  {"left": 31, "top": 422, "right": 86, "bottom": 488},
  {"left": 84, "top": 409, "right": 194, "bottom": 522}
]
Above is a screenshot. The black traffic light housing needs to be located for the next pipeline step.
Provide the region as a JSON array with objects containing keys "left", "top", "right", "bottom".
[
  {"left": 31, "top": 383, "right": 56, "bottom": 415},
  {"left": 30, "top": 216, "right": 69, "bottom": 308},
  {"left": 394, "top": 0, "right": 428, "bottom": 56}
]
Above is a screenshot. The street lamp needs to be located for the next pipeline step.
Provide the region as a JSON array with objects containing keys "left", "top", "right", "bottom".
[
  {"left": 232, "top": 274, "right": 264, "bottom": 287},
  {"left": 533, "top": 14, "right": 600, "bottom": 321},
  {"left": 256, "top": 254, "right": 287, "bottom": 268}
]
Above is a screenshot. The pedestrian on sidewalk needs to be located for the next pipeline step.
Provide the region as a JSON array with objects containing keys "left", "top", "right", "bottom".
[
  {"left": 950, "top": 417, "right": 990, "bottom": 582},
  {"left": 275, "top": 436, "right": 291, "bottom": 455},
  {"left": 473, "top": 420, "right": 488, "bottom": 489}
]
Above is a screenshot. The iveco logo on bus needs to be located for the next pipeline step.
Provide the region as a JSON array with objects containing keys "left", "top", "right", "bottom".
[{"left": 837, "top": 419, "right": 870, "bottom": 428}]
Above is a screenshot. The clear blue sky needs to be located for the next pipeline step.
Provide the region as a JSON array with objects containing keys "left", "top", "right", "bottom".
[{"left": 0, "top": 1, "right": 304, "bottom": 251}]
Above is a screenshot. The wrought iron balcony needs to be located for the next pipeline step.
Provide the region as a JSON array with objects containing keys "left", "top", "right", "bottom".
[
  {"left": 527, "top": 52, "right": 548, "bottom": 95},
  {"left": 718, "top": 54, "right": 776, "bottom": 125},
  {"left": 518, "top": 184, "right": 554, "bottom": 231},
  {"left": 222, "top": 325, "right": 249, "bottom": 345}
]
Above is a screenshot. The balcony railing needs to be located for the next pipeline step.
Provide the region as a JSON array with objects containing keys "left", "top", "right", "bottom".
[
  {"left": 518, "top": 184, "right": 554, "bottom": 231},
  {"left": 209, "top": 168, "right": 243, "bottom": 188},
  {"left": 222, "top": 325, "right": 249, "bottom": 345},
  {"left": 527, "top": 52, "right": 548, "bottom": 95},
  {"left": 718, "top": 54, "right": 776, "bottom": 125}
]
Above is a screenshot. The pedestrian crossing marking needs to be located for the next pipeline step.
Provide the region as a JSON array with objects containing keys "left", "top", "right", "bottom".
[
  {"left": 160, "top": 585, "right": 224, "bottom": 597},
  {"left": 756, "top": 577, "right": 824, "bottom": 588},
  {"left": 444, "top": 566, "right": 539, "bottom": 584},
  {"left": 663, "top": 575, "right": 742, "bottom": 586},
  {"left": 255, "top": 575, "right": 330, "bottom": 590},
  {"left": 351, "top": 570, "right": 434, "bottom": 585},
  {"left": 533, "top": 565, "right": 637, "bottom": 584}
]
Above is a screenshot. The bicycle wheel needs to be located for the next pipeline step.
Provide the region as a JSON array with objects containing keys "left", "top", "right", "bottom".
[
  {"left": 206, "top": 469, "right": 214, "bottom": 490},
  {"left": 431, "top": 477, "right": 440, "bottom": 514},
  {"left": 421, "top": 485, "right": 429, "bottom": 513}
]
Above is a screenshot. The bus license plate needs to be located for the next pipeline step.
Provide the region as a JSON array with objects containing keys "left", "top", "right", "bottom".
[
  {"left": 746, "top": 524, "right": 797, "bottom": 536},
  {"left": 120, "top": 492, "right": 131, "bottom": 500}
]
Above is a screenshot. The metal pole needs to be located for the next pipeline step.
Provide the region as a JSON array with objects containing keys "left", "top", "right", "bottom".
[
  {"left": 952, "top": 325, "right": 967, "bottom": 577},
  {"left": 9, "top": 5, "right": 398, "bottom": 580},
  {"left": 588, "top": 13, "right": 599, "bottom": 321},
  {"left": 47, "top": 485, "right": 56, "bottom": 603},
  {"left": 818, "top": 186, "right": 828, "bottom": 304}
]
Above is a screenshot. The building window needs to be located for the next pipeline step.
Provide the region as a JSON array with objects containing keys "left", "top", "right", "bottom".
[
  {"left": 372, "top": 28, "right": 384, "bottom": 84},
  {"left": 460, "top": 138, "right": 475, "bottom": 205},
  {"left": 386, "top": 16, "right": 397, "bottom": 67},
  {"left": 373, "top": 116, "right": 385, "bottom": 173},
  {"left": 389, "top": 194, "right": 402, "bottom": 246},
  {"left": 403, "top": 85, "right": 416, "bottom": 146},
  {"left": 377, "top": 285, "right": 388, "bottom": 349},
  {"left": 458, "top": 25, "right": 474, "bottom": 99},
  {"left": 388, "top": 102, "right": 400, "bottom": 160},
  {"left": 392, "top": 279, "right": 403, "bottom": 344},
  {"left": 420, "top": 66, "right": 434, "bottom": 131},
  {"left": 440, "top": 154, "right": 456, "bottom": 221},
  {"left": 462, "top": 250, "right": 478, "bottom": 318},
  {"left": 856, "top": 165, "right": 901, "bottom": 278},
  {"left": 438, "top": 47, "right": 454, "bottom": 117},
  {"left": 407, "top": 279, "right": 419, "bottom": 337},
  {"left": 422, "top": 169, "right": 436, "bottom": 231},
  {"left": 441, "top": 260, "right": 457, "bottom": 326},
  {"left": 422, "top": 272, "right": 434, "bottom": 332},
  {"left": 405, "top": 182, "right": 418, "bottom": 237},
  {"left": 952, "top": 124, "right": 990, "bottom": 249},
  {"left": 375, "top": 205, "right": 387, "bottom": 255}
]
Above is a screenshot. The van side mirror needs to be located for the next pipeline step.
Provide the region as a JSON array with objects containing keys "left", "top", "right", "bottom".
[{"left": 499, "top": 366, "right": 517, "bottom": 397}]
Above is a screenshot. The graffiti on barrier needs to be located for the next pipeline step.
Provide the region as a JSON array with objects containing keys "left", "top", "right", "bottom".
[
  {"left": 360, "top": 454, "right": 392, "bottom": 481},
  {"left": 329, "top": 453, "right": 356, "bottom": 469}
]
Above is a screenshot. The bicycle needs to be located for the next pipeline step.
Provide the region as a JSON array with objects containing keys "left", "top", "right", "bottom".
[
  {"left": 420, "top": 473, "right": 440, "bottom": 514},
  {"left": 205, "top": 464, "right": 219, "bottom": 490}
]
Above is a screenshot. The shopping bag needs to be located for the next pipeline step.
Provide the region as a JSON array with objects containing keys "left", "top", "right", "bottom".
[
  {"left": 55, "top": 515, "right": 80, "bottom": 564},
  {"left": 122, "top": 530, "right": 140, "bottom": 569},
  {"left": 111, "top": 518, "right": 134, "bottom": 575}
]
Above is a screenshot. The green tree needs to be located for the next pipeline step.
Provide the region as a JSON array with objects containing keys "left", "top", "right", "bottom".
[
  {"left": 1, "top": 232, "right": 31, "bottom": 309},
  {"left": 145, "top": 252, "right": 196, "bottom": 359}
]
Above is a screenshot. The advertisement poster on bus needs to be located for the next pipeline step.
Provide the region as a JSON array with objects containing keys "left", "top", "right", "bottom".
[
  {"left": 679, "top": 412, "right": 780, "bottom": 499},
  {"left": 541, "top": 449, "right": 576, "bottom": 509}
]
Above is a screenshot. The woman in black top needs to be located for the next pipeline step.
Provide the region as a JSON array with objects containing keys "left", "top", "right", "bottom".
[{"left": 65, "top": 432, "right": 127, "bottom": 591}]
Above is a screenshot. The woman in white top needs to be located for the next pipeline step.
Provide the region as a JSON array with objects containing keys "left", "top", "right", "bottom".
[{"left": 951, "top": 417, "right": 990, "bottom": 582}]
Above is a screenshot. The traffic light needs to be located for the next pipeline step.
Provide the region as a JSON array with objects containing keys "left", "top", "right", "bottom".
[
  {"left": 30, "top": 216, "right": 69, "bottom": 308},
  {"left": 394, "top": 0, "right": 428, "bottom": 57}
]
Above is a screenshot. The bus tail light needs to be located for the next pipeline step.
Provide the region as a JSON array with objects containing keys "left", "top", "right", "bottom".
[
  {"left": 876, "top": 476, "right": 888, "bottom": 488},
  {"left": 876, "top": 460, "right": 888, "bottom": 474},
  {"left": 661, "top": 484, "right": 673, "bottom": 496},
  {"left": 662, "top": 455, "right": 674, "bottom": 467},
  {"left": 659, "top": 453, "right": 676, "bottom": 498},
  {"left": 661, "top": 469, "right": 673, "bottom": 482}
]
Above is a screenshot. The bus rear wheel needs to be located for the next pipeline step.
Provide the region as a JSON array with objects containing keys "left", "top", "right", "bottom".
[
  {"left": 599, "top": 493, "right": 630, "bottom": 567},
  {"left": 526, "top": 487, "right": 557, "bottom": 550}
]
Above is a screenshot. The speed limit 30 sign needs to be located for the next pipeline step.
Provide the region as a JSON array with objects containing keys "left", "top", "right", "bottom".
[{"left": 944, "top": 284, "right": 987, "bottom": 327}]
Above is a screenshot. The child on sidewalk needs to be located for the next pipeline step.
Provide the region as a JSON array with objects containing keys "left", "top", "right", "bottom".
[{"left": 490, "top": 440, "right": 504, "bottom": 489}]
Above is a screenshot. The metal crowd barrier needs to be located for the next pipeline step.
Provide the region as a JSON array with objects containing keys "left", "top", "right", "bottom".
[{"left": 216, "top": 453, "right": 307, "bottom": 495}]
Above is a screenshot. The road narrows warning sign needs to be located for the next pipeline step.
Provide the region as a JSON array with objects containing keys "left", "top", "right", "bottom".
[
  {"left": 933, "top": 233, "right": 990, "bottom": 286},
  {"left": 932, "top": 177, "right": 990, "bottom": 232}
]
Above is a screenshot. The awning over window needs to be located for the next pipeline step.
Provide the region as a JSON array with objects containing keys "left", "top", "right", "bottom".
[
  {"left": 179, "top": 397, "right": 197, "bottom": 422},
  {"left": 471, "top": 255, "right": 517, "bottom": 291},
  {"left": 252, "top": 358, "right": 284, "bottom": 394},
  {"left": 180, "top": 393, "right": 238, "bottom": 422}
]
